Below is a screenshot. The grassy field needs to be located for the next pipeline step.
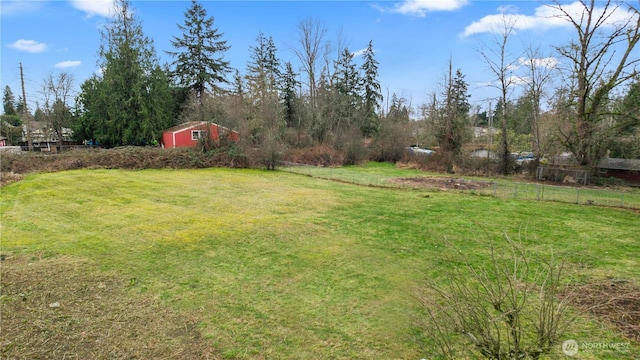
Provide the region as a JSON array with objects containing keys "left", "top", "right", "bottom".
[
  {"left": 283, "top": 162, "right": 640, "bottom": 209},
  {"left": 1, "top": 166, "right": 639, "bottom": 359}
]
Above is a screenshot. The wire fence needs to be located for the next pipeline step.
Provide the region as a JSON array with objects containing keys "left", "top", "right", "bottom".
[{"left": 281, "top": 164, "right": 640, "bottom": 210}]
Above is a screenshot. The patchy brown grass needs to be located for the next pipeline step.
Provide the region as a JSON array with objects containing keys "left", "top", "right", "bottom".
[
  {"left": 0, "top": 172, "right": 23, "bottom": 187},
  {"left": 0, "top": 254, "right": 220, "bottom": 359},
  {"left": 390, "top": 176, "right": 493, "bottom": 191},
  {"left": 568, "top": 280, "right": 640, "bottom": 342}
]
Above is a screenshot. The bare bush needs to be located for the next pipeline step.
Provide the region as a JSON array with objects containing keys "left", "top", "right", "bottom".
[
  {"left": 335, "top": 126, "right": 369, "bottom": 166},
  {"left": 454, "top": 154, "right": 498, "bottom": 176},
  {"left": 256, "top": 130, "right": 285, "bottom": 170},
  {"left": 418, "top": 232, "right": 574, "bottom": 359},
  {"left": 369, "top": 127, "right": 409, "bottom": 163},
  {"left": 0, "top": 146, "right": 248, "bottom": 177},
  {"left": 284, "top": 145, "right": 344, "bottom": 166}
]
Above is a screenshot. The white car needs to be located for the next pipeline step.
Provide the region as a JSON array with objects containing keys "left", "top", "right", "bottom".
[{"left": 406, "top": 146, "right": 434, "bottom": 155}]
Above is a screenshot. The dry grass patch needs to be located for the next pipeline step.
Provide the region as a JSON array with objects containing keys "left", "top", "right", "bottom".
[
  {"left": 0, "top": 254, "right": 220, "bottom": 359},
  {"left": 0, "top": 172, "right": 23, "bottom": 187},
  {"left": 568, "top": 279, "right": 640, "bottom": 342},
  {"left": 390, "top": 176, "right": 493, "bottom": 191}
]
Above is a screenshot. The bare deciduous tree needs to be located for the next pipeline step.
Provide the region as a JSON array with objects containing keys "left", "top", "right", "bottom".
[
  {"left": 477, "top": 13, "right": 520, "bottom": 174},
  {"left": 551, "top": 0, "right": 640, "bottom": 170},
  {"left": 292, "top": 17, "right": 327, "bottom": 105},
  {"left": 41, "top": 72, "right": 74, "bottom": 151},
  {"left": 519, "top": 44, "right": 556, "bottom": 157}
]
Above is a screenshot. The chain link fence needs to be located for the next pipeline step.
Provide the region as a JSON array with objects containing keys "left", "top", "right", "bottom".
[{"left": 282, "top": 164, "right": 640, "bottom": 210}]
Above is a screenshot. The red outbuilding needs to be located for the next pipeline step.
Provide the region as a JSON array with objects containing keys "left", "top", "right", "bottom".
[{"left": 161, "top": 121, "right": 239, "bottom": 149}]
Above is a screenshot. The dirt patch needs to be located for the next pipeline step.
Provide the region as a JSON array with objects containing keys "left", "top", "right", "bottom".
[
  {"left": 0, "top": 254, "right": 220, "bottom": 359},
  {"left": 0, "top": 172, "right": 24, "bottom": 187},
  {"left": 568, "top": 279, "right": 640, "bottom": 341},
  {"left": 390, "top": 176, "right": 493, "bottom": 191}
]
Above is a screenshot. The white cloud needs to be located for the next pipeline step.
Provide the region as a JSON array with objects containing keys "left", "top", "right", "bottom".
[
  {"left": 518, "top": 57, "right": 558, "bottom": 69},
  {"left": 0, "top": 1, "right": 45, "bottom": 17},
  {"left": 462, "top": 1, "right": 638, "bottom": 37},
  {"left": 54, "top": 60, "right": 82, "bottom": 68},
  {"left": 8, "top": 39, "right": 48, "bottom": 53},
  {"left": 352, "top": 48, "right": 367, "bottom": 58},
  {"left": 388, "top": 0, "right": 468, "bottom": 17},
  {"left": 70, "top": 0, "right": 115, "bottom": 17},
  {"left": 509, "top": 75, "right": 529, "bottom": 86}
]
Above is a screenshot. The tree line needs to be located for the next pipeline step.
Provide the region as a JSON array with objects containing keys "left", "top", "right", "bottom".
[{"left": 1, "top": 0, "right": 638, "bottom": 176}]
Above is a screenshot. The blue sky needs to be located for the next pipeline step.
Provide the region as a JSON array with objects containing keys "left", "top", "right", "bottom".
[{"left": 1, "top": 0, "right": 637, "bottom": 115}]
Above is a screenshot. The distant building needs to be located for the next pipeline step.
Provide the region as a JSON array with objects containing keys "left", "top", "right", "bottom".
[
  {"left": 161, "top": 121, "right": 239, "bottom": 149},
  {"left": 21, "top": 122, "right": 74, "bottom": 151},
  {"left": 597, "top": 158, "right": 640, "bottom": 185},
  {"left": 470, "top": 149, "right": 497, "bottom": 159}
]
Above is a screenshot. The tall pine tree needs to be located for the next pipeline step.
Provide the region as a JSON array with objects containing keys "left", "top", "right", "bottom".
[
  {"left": 76, "top": 0, "right": 173, "bottom": 146},
  {"left": 360, "top": 40, "right": 382, "bottom": 137},
  {"left": 332, "top": 47, "right": 362, "bottom": 130},
  {"left": 246, "top": 32, "right": 282, "bottom": 134},
  {"left": 436, "top": 64, "right": 470, "bottom": 155},
  {"left": 3, "top": 86, "right": 17, "bottom": 116},
  {"left": 167, "top": 0, "right": 231, "bottom": 103}
]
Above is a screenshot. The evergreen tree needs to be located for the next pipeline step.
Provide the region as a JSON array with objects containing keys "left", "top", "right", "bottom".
[
  {"left": 332, "top": 47, "right": 362, "bottom": 129},
  {"left": 76, "top": 0, "right": 173, "bottom": 146},
  {"left": 15, "top": 96, "right": 25, "bottom": 115},
  {"left": 167, "top": 0, "right": 231, "bottom": 103},
  {"left": 232, "top": 70, "right": 245, "bottom": 98},
  {"left": 608, "top": 76, "right": 640, "bottom": 158},
  {"left": 387, "top": 93, "right": 410, "bottom": 123},
  {"left": 33, "top": 106, "right": 46, "bottom": 123},
  {"left": 511, "top": 92, "right": 534, "bottom": 135},
  {"left": 3, "top": 86, "right": 16, "bottom": 115},
  {"left": 246, "top": 32, "right": 281, "bottom": 104},
  {"left": 620, "top": 75, "right": 640, "bottom": 125},
  {"left": 360, "top": 40, "right": 382, "bottom": 137},
  {"left": 246, "top": 32, "right": 282, "bottom": 134},
  {"left": 281, "top": 62, "right": 299, "bottom": 127},
  {"left": 436, "top": 64, "right": 470, "bottom": 155}
]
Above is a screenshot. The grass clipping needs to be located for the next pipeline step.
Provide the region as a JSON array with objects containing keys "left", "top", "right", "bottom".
[{"left": 0, "top": 254, "right": 220, "bottom": 359}]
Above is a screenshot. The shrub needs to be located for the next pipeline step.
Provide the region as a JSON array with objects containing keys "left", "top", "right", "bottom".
[
  {"left": 336, "top": 126, "right": 369, "bottom": 166},
  {"left": 368, "top": 120, "right": 410, "bottom": 163},
  {"left": 455, "top": 153, "right": 498, "bottom": 176},
  {"left": 0, "top": 146, "right": 249, "bottom": 176},
  {"left": 418, "top": 232, "right": 574, "bottom": 359},
  {"left": 284, "top": 145, "right": 343, "bottom": 167},
  {"left": 256, "top": 131, "right": 284, "bottom": 171}
]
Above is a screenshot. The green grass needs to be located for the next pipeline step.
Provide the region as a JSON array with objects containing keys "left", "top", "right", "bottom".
[
  {"left": 283, "top": 162, "right": 640, "bottom": 209},
  {"left": 1, "top": 167, "right": 639, "bottom": 359}
]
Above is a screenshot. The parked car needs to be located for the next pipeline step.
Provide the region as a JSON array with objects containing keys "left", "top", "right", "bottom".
[
  {"left": 406, "top": 145, "right": 435, "bottom": 156},
  {"left": 516, "top": 152, "right": 535, "bottom": 165}
]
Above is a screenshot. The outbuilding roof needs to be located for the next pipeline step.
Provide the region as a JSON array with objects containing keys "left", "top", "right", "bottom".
[
  {"left": 597, "top": 158, "right": 640, "bottom": 171},
  {"left": 163, "top": 121, "right": 237, "bottom": 134}
]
